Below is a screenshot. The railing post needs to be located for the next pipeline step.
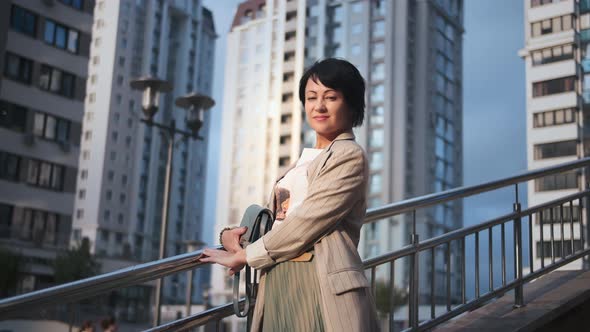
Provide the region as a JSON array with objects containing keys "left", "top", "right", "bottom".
[
  {"left": 409, "top": 211, "right": 420, "bottom": 329},
  {"left": 513, "top": 184, "right": 524, "bottom": 308}
]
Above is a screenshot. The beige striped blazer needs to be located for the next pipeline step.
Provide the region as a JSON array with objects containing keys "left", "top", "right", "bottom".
[{"left": 245, "top": 131, "right": 380, "bottom": 332}]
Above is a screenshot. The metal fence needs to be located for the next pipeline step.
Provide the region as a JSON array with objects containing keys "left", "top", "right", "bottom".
[{"left": 1, "top": 158, "right": 590, "bottom": 331}]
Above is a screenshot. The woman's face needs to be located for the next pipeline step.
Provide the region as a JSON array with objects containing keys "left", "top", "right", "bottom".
[{"left": 304, "top": 77, "right": 353, "bottom": 140}]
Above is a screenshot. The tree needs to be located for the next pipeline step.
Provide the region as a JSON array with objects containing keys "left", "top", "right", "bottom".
[
  {"left": 0, "top": 246, "right": 22, "bottom": 297},
  {"left": 375, "top": 280, "right": 408, "bottom": 317},
  {"left": 54, "top": 237, "right": 100, "bottom": 284}
]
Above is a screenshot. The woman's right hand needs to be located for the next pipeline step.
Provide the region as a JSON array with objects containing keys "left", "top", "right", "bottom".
[{"left": 222, "top": 226, "right": 248, "bottom": 253}]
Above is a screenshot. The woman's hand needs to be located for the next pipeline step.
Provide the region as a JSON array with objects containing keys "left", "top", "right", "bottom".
[
  {"left": 221, "top": 226, "right": 248, "bottom": 253},
  {"left": 200, "top": 248, "right": 247, "bottom": 276}
]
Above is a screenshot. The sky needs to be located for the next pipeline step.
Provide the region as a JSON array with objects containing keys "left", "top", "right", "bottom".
[{"left": 201, "top": 0, "right": 529, "bottom": 296}]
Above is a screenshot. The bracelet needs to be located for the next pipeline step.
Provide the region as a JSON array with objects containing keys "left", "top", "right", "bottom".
[{"left": 219, "top": 226, "right": 237, "bottom": 249}]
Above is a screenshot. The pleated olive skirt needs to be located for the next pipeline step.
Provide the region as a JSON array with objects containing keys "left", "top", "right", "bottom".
[{"left": 262, "top": 255, "right": 325, "bottom": 332}]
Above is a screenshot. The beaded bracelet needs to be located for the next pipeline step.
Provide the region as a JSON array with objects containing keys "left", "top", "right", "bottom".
[{"left": 219, "top": 226, "right": 237, "bottom": 249}]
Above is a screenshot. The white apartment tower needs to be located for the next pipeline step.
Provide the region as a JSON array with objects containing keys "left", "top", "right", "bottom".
[
  {"left": 213, "top": 0, "right": 464, "bottom": 325},
  {"left": 212, "top": 0, "right": 306, "bottom": 329},
  {"left": 521, "top": 0, "right": 589, "bottom": 270},
  {"left": 73, "top": 0, "right": 216, "bottom": 314}
]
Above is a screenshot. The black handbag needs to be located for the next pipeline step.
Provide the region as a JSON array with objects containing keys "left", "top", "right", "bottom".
[{"left": 232, "top": 204, "right": 274, "bottom": 324}]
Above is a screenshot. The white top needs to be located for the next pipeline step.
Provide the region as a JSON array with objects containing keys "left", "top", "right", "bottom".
[{"left": 272, "top": 148, "right": 323, "bottom": 228}]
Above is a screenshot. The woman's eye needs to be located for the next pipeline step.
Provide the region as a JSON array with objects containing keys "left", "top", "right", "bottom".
[
  {"left": 327, "top": 96, "right": 337, "bottom": 100},
  {"left": 307, "top": 97, "right": 316, "bottom": 101}
]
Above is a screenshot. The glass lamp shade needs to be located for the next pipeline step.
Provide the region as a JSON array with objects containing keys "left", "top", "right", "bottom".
[
  {"left": 141, "top": 87, "right": 160, "bottom": 121},
  {"left": 175, "top": 93, "right": 215, "bottom": 136},
  {"left": 186, "top": 107, "right": 203, "bottom": 134},
  {"left": 129, "top": 77, "right": 172, "bottom": 121}
]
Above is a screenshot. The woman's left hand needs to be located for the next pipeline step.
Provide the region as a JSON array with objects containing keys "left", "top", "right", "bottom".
[{"left": 200, "top": 248, "right": 247, "bottom": 275}]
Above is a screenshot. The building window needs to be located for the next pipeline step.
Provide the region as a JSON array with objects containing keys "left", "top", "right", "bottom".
[
  {"left": 0, "top": 151, "right": 21, "bottom": 182},
  {"left": 0, "top": 100, "right": 27, "bottom": 132},
  {"left": 352, "top": 2, "right": 363, "bottom": 13},
  {"left": 39, "top": 65, "right": 76, "bottom": 98},
  {"left": 4, "top": 53, "right": 33, "bottom": 84},
  {"left": 10, "top": 5, "right": 37, "bottom": 38},
  {"left": 532, "top": 76, "right": 576, "bottom": 97},
  {"left": 369, "top": 173, "right": 382, "bottom": 194},
  {"left": 370, "top": 151, "right": 383, "bottom": 170},
  {"left": 531, "top": 0, "right": 567, "bottom": 8},
  {"left": 59, "top": 0, "right": 84, "bottom": 10},
  {"left": 44, "top": 19, "right": 80, "bottom": 54},
  {"left": 533, "top": 108, "right": 577, "bottom": 127},
  {"left": 532, "top": 44, "right": 574, "bottom": 66},
  {"left": 26, "top": 158, "right": 65, "bottom": 191},
  {"left": 372, "top": 20, "right": 385, "bottom": 39},
  {"left": 279, "top": 157, "right": 290, "bottom": 166},
  {"left": 531, "top": 14, "right": 574, "bottom": 37},
  {"left": 370, "top": 84, "right": 385, "bottom": 103},
  {"left": 104, "top": 210, "right": 110, "bottom": 221},
  {"left": 78, "top": 189, "right": 85, "bottom": 199},
  {"left": 534, "top": 140, "right": 577, "bottom": 159},
  {"left": 371, "top": 105, "right": 384, "bottom": 126},
  {"left": 33, "top": 112, "right": 71, "bottom": 142},
  {"left": 371, "top": 0, "right": 386, "bottom": 18},
  {"left": 369, "top": 128, "right": 384, "bottom": 149},
  {"left": 535, "top": 171, "right": 579, "bottom": 191},
  {"left": 371, "top": 63, "right": 385, "bottom": 81},
  {"left": 76, "top": 209, "right": 84, "bottom": 219},
  {"left": 106, "top": 190, "right": 112, "bottom": 201},
  {"left": 536, "top": 239, "right": 582, "bottom": 258},
  {"left": 80, "top": 169, "right": 88, "bottom": 179},
  {"left": 538, "top": 205, "right": 580, "bottom": 224},
  {"left": 371, "top": 42, "right": 385, "bottom": 60}
]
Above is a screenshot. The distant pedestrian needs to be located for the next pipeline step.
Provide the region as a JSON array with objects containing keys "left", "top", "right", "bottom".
[
  {"left": 100, "top": 316, "right": 117, "bottom": 332},
  {"left": 79, "top": 320, "right": 94, "bottom": 332}
]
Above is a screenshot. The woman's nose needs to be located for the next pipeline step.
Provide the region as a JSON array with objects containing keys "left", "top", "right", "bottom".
[{"left": 316, "top": 99, "right": 327, "bottom": 112}]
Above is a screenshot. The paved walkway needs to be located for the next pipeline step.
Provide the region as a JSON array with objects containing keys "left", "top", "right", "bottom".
[{"left": 433, "top": 269, "right": 590, "bottom": 331}]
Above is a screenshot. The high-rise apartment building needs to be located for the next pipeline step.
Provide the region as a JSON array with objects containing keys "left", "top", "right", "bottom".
[
  {"left": 302, "top": 1, "right": 464, "bottom": 301},
  {"left": 213, "top": 0, "right": 464, "bottom": 327},
  {"left": 0, "top": 0, "right": 92, "bottom": 293},
  {"left": 72, "top": 0, "right": 216, "bottom": 315},
  {"left": 521, "top": 0, "right": 590, "bottom": 270}
]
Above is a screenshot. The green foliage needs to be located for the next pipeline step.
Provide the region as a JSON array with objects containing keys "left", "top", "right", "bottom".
[
  {"left": 54, "top": 237, "right": 100, "bottom": 284},
  {"left": 375, "top": 280, "right": 407, "bottom": 316},
  {"left": 0, "top": 247, "right": 22, "bottom": 296}
]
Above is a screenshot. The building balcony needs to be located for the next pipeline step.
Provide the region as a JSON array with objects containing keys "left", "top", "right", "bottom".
[
  {"left": 284, "top": 39, "right": 297, "bottom": 53},
  {"left": 283, "top": 59, "right": 296, "bottom": 72},
  {"left": 279, "top": 144, "right": 290, "bottom": 157},
  {"left": 285, "top": 19, "right": 298, "bottom": 33},
  {"left": 286, "top": 0, "right": 298, "bottom": 12}
]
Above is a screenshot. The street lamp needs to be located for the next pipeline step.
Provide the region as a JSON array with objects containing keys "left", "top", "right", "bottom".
[
  {"left": 183, "top": 239, "right": 206, "bottom": 317},
  {"left": 130, "top": 77, "right": 215, "bottom": 327}
]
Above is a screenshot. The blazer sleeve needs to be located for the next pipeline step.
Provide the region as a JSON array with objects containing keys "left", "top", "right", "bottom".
[{"left": 246, "top": 144, "right": 366, "bottom": 270}]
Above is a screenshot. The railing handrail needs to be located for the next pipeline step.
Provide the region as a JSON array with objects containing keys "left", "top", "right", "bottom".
[
  {"left": 0, "top": 245, "right": 222, "bottom": 317},
  {"left": 1, "top": 157, "right": 589, "bottom": 327},
  {"left": 363, "top": 189, "right": 589, "bottom": 269},
  {"left": 364, "top": 156, "right": 590, "bottom": 222}
]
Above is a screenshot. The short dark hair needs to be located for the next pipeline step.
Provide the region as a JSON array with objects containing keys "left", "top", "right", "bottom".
[{"left": 298, "top": 58, "right": 365, "bottom": 127}]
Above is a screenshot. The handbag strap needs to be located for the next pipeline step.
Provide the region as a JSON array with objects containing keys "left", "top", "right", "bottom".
[{"left": 233, "top": 204, "right": 273, "bottom": 319}]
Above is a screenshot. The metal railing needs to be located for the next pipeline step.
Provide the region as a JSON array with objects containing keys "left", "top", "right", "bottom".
[{"left": 1, "top": 157, "right": 590, "bottom": 331}]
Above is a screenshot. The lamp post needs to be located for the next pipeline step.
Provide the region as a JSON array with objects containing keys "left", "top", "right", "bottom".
[
  {"left": 184, "top": 240, "right": 206, "bottom": 317},
  {"left": 130, "top": 77, "right": 215, "bottom": 327}
]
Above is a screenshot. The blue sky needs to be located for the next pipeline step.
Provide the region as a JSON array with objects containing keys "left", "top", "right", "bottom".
[{"left": 201, "top": 1, "right": 529, "bottom": 294}]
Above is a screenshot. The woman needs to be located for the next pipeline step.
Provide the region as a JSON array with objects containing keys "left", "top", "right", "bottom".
[{"left": 201, "top": 58, "right": 379, "bottom": 332}]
